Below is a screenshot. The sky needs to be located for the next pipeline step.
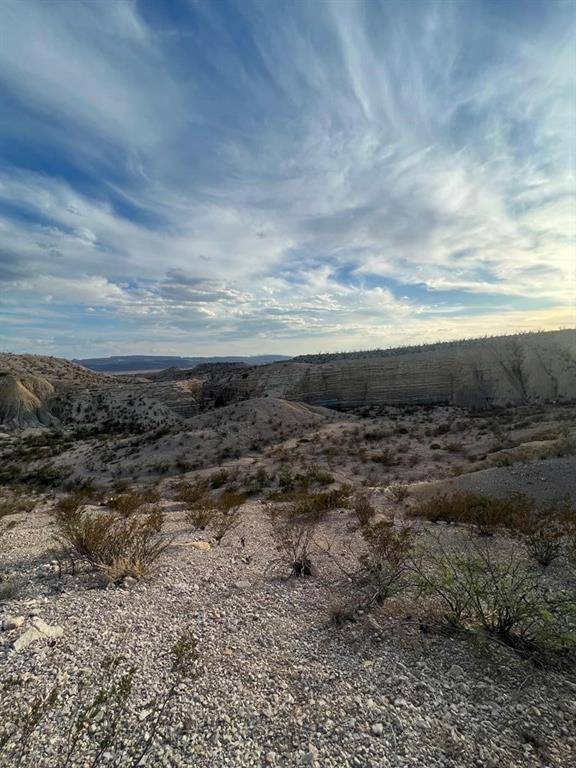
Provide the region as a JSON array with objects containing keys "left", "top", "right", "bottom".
[{"left": 0, "top": 0, "right": 574, "bottom": 359}]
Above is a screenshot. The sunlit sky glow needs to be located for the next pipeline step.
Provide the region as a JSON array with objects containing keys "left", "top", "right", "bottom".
[{"left": 0, "top": 0, "right": 574, "bottom": 358}]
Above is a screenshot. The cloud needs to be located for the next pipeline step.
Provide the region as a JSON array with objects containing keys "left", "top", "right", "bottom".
[{"left": 0, "top": 0, "right": 573, "bottom": 356}]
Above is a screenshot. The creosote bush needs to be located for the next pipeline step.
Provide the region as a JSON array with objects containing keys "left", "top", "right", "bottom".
[
  {"left": 55, "top": 506, "right": 168, "bottom": 584},
  {"left": 53, "top": 491, "right": 93, "bottom": 522},
  {"left": 513, "top": 498, "right": 576, "bottom": 566},
  {"left": 179, "top": 482, "right": 245, "bottom": 543},
  {"left": 413, "top": 542, "right": 576, "bottom": 652},
  {"left": 409, "top": 491, "right": 528, "bottom": 535},
  {"left": 357, "top": 520, "right": 415, "bottom": 606},
  {"left": 353, "top": 494, "right": 376, "bottom": 528},
  {"left": 212, "top": 491, "right": 245, "bottom": 545},
  {"left": 0, "top": 493, "right": 36, "bottom": 519}
]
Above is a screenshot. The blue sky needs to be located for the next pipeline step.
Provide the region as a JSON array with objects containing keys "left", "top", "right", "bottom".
[{"left": 0, "top": 0, "right": 574, "bottom": 358}]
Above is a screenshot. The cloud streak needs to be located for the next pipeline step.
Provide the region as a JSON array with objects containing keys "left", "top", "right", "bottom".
[{"left": 0, "top": 0, "right": 574, "bottom": 356}]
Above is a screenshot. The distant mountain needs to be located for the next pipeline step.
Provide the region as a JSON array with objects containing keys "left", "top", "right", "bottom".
[{"left": 75, "top": 354, "right": 292, "bottom": 374}]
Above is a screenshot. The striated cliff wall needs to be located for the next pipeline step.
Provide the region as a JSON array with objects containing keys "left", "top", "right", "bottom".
[{"left": 201, "top": 330, "right": 576, "bottom": 410}]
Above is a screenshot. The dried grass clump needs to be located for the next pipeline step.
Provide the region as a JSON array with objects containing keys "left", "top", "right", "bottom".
[
  {"left": 106, "top": 487, "right": 159, "bottom": 517},
  {"left": 0, "top": 493, "right": 35, "bottom": 519},
  {"left": 55, "top": 506, "right": 168, "bottom": 584}
]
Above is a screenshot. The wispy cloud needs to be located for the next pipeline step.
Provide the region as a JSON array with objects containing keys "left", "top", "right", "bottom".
[{"left": 0, "top": 0, "right": 574, "bottom": 356}]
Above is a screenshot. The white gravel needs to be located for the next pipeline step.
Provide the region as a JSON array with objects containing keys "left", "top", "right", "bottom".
[{"left": 1, "top": 502, "right": 575, "bottom": 767}]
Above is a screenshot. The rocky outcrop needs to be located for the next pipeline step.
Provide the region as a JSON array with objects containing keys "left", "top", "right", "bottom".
[
  {"left": 0, "top": 372, "right": 59, "bottom": 429},
  {"left": 201, "top": 330, "right": 576, "bottom": 411}
]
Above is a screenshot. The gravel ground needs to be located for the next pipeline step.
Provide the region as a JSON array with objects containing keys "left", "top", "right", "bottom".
[
  {"left": 442, "top": 457, "right": 576, "bottom": 504},
  {"left": 1, "top": 500, "right": 576, "bottom": 767}
]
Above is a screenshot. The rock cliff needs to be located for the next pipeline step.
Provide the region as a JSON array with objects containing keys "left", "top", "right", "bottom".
[{"left": 201, "top": 330, "right": 576, "bottom": 410}]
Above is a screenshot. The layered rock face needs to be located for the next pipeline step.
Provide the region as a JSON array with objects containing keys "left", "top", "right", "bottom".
[
  {"left": 0, "top": 372, "right": 58, "bottom": 429},
  {"left": 202, "top": 330, "right": 576, "bottom": 410}
]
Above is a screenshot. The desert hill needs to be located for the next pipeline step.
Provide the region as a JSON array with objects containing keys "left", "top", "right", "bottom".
[
  {"left": 51, "top": 397, "right": 336, "bottom": 482},
  {"left": 76, "top": 354, "right": 291, "bottom": 374},
  {"left": 0, "top": 372, "right": 58, "bottom": 429},
  {"left": 1, "top": 330, "right": 574, "bottom": 433},
  {"left": 0, "top": 353, "right": 111, "bottom": 387}
]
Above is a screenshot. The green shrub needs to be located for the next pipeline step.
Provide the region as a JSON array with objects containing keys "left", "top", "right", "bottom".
[
  {"left": 174, "top": 480, "right": 209, "bottom": 506},
  {"left": 106, "top": 489, "right": 155, "bottom": 517},
  {"left": 53, "top": 491, "right": 92, "bottom": 522},
  {"left": 414, "top": 543, "right": 575, "bottom": 651},
  {"left": 210, "top": 468, "right": 229, "bottom": 489},
  {"left": 0, "top": 495, "right": 35, "bottom": 518},
  {"left": 389, "top": 484, "right": 410, "bottom": 503},
  {"left": 371, "top": 449, "right": 397, "bottom": 466},
  {"left": 357, "top": 520, "right": 415, "bottom": 606}
]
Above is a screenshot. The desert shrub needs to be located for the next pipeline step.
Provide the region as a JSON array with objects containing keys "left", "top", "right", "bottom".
[
  {"left": 55, "top": 507, "right": 168, "bottom": 584},
  {"left": 185, "top": 503, "right": 214, "bottom": 530},
  {"left": 268, "top": 504, "right": 317, "bottom": 577},
  {"left": 210, "top": 468, "right": 229, "bottom": 489},
  {"left": 328, "top": 601, "right": 357, "bottom": 626},
  {"left": 304, "top": 465, "right": 335, "bottom": 486},
  {"left": 353, "top": 494, "right": 376, "bottom": 527},
  {"left": 22, "top": 462, "right": 69, "bottom": 488},
  {"left": 389, "top": 484, "right": 410, "bottom": 503},
  {"left": 212, "top": 492, "right": 245, "bottom": 545},
  {"left": 0, "top": 574, "right": 23, "bottom": 603},
  {"left": 513, "top": 499, "right": 576, "bottom": 566},
  {"left": 139, "top": 486, "right": 161, "bottom": 504},
  {"left": 268, "top": 483, "right": 350, "bottom": 511},
  {"left": 409, "top": 491, "right": 527, "bottom": 535},
  {"left": 308, "top": 486, "right": 350, "bottom": 513},
  {"left": 53, "top": 490, "right": 93, "bottom": 522},
  {"left": 106, "top": 488, "right": 158, "bottom": 517},
  {"left": 287, "top": 486, "right": 350, "bottom": 521},
  {"left": 371, "top": 449, "right": 397, "bottom": 466},
  {"left": 174, "top": 479, "right": 209, "bottom": 506},
  {"left": 357, "top": 520, "right": 415, "bottom": 606},
  {"left": 272, "top": 466, "right": 335, "bottom": 499},
  {"left": 463, "top": 493, "right": 527, "bottom": 536},
  {"left": 244, "top": 467, "right": 271, "bottom": 494},
  {"left": 413, "top": 543, "right": 575, "bottom": 651},
  {"left": 0, "top": 495, "right": 35, "bottom": 518},
  {"left": 364, "top": 428, "right": 389, "bottom": 442}
]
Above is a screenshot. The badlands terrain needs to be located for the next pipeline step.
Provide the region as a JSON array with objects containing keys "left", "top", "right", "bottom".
[{"left": 1, "top": 329, "right": 576, "bottom": 767}]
